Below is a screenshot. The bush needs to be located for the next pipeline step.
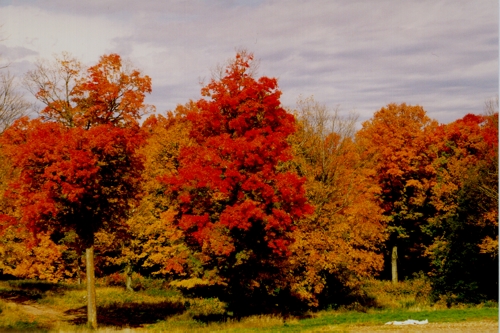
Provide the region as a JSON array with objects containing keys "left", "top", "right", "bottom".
[
  {"left": 186, "top": 297, "right": 227, "bottom": 318},
  {"left": 128, "top": 273, "right": 170, "bottom": 291},
  {"left": 104, "top": 272, "right": 126, "bottom": 287},
  {"left": 361, "top": 275, "right": 432, "bottom": 309}
]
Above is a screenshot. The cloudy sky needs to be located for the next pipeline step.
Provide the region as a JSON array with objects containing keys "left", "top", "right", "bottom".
[{"left": 0, "top": 0, "right": 497, "bottom": 124}]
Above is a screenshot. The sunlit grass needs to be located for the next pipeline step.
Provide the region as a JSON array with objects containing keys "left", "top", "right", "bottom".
[
  {"left": 0, "top": 298, "right": 48, "bottom": 331},
  {"left": 144, "top": 313, "right": 290, "bottom": 332},
  {"left": 98, "top": 287, "right": 180, "bottom": 306},
  {"left": 360, "top": 275, "right": 433, "bottom": 310}
]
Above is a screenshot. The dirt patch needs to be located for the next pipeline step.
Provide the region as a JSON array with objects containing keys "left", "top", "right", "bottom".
[
  {"left": 0, "top": 284, "right": 85, "bottom": 327},
  {"left": 2, "top": 299, "right": 84, "bottom": 323}
]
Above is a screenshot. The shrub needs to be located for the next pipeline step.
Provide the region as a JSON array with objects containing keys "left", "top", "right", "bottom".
[
  {"left": 186, "top": 297, "right": 227, "bottom": 317},
  {"left": 104, "top": 272, "right": 126, "bottom": 287},
  {"left": 361, "top": 275, "right": 432, "bottom": 309}
]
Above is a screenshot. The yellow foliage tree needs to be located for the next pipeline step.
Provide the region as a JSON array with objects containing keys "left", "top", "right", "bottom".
[
  {"left": 118, "top": 103, "right": 198, "bottom": 281},
  {"left": 356, "top": 103, "right": 438, "bottom": 282},
  {"left": 285, "top": 97, "right": 386, "bottom": 306},
  {"left": 0, "top": 228, "right": 66, "bottom": 282}
]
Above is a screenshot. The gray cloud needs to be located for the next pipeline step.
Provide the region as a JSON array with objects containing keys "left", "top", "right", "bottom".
[
  {"left": 0, "top": 44, "right": 38, "bottom": 62},
  {"left": 0, "top": 0, "right": 497, "bottom": 125}
]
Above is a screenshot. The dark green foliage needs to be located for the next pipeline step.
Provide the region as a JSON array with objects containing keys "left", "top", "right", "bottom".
[{"left": 430, "top": 163, "right": 498, "bottom": 304}]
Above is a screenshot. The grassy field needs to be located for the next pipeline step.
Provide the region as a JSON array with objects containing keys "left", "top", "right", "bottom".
[{"left": 0, "top": 278, "right": 497, "bottom": 332}]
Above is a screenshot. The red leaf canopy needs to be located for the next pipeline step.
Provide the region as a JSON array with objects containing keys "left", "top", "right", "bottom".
[
  {"left": 0, "top": 54, "right": 149, "bottom": 244},
  {"left": 1, "top": 118, "right": 144, "bottom": 239},
  {"left": 163, "top": 53, "right": 312, "bottom": 259}
]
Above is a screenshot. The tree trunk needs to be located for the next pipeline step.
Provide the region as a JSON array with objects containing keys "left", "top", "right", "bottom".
[
  {"left": 86, "top": 245, "right": 97, "bottom": 329},
  {"left": 77, "top": 255, "right": 84, "bottom": 285},
  {"left": 125, "top": 264, "right": 133, "bottom": 292},
  {"left": 77, "top": 264, "right": 81, "bottom": 285},
  {"left": 391, "top": 245, "right": 398, "bottom": 284}
]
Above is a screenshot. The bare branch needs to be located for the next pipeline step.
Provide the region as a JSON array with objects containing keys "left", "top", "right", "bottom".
[
  {"left": 484, "top": 95, "right": 499, "bottom": 115},
  {"left": 22, "top": 52, "right": 82, "bottom": 126},
  {"left": 209, "top": 48, "right": 260, "bottom": 82},
  {"left": 0, "top": 72, "right": 32, "bottom": 133}
]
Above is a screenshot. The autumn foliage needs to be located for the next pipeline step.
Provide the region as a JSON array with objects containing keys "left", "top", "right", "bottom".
[
  {"left": 121, "top": 105, "right": 195, "bottom": 278},
  {"left": 0, "top": 119, "right": 144, "bottom": 242},
  {"left": 285, "top": 97, "right": 386, "bottom": 306},
  {"left": 0, "top": 51, "right": 497, "bottom": 316},
  {"left": 0, "top": 53, "right": 151, "bottom": 328},
  {"left": 426, "top": 113, "right": 498, "bottom": 302},
  {"left": 160, "top": 53, "right": 312, "bottom": 311},
  {"left": 356, "top": 104, "right": 438, "bottom": 279}
]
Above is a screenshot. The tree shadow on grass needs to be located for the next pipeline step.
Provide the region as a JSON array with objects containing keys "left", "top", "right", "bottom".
[
  {"left": 6, "top": 280, "right": 70, "bottom": 292},
  {"left": 68, "top": 300, "right": 186, "bottom": 328},
  {"left": 0, "top": 280, "right": 81, "bottom": 304},
  {"left": 0, "top": 289, "right": 43, "bottom": 303}
]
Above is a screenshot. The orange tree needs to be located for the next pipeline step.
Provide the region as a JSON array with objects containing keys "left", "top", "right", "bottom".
[
  {"left": 114, "top": 104, "right": 196, "bottom": 285},
  {"left": 356, "top": 103, "right": 438, "bottom": 282},
  {"left": 284, "top": 97, "right": 386, "bottom": 308},
  {"left": 426, "top": 113, "right": 498, "bottom": 303},
  {"left": 160, "top": 53, "right": 313, "bottom": 315},
  {"left": 0, "top": 54, "right": 151, "bottom": 328},
  {"left": 0, "top": 152, "right": 67, "bottom": 281},
  {"left": 0, "top": 228, "right": 66, "bottom": 282}
]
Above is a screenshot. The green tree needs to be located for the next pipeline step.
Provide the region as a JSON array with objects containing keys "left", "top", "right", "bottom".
[{"left": 426, "top": 113, "right": 498, "bottom": 303}]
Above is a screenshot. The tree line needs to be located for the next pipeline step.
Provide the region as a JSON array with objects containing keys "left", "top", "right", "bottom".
[{"left": 0, "top": 52, "right": 497, "bottom": 328}]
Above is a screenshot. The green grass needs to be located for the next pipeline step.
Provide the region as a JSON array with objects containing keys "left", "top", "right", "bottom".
[
  {"left": 142, "top": 307, "right": 498, "bottom": 332},
  {"left": 0, "top": 279, "right": 497, "bottom": 332},
  {"left": 269, "top": 308, "right": 498, "bottom": 332}
]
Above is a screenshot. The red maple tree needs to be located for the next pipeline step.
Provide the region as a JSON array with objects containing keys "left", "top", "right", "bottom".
[
  {"left": 0, "top": 54, "right": 150, "bottom": 328},
  {"left": 161, "top": 52, "right": 313, "bottom": 312}
]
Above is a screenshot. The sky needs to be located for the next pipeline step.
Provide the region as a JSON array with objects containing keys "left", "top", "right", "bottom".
[{"left": 0, "top": 0, "right": 498, "bottom": 125}]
